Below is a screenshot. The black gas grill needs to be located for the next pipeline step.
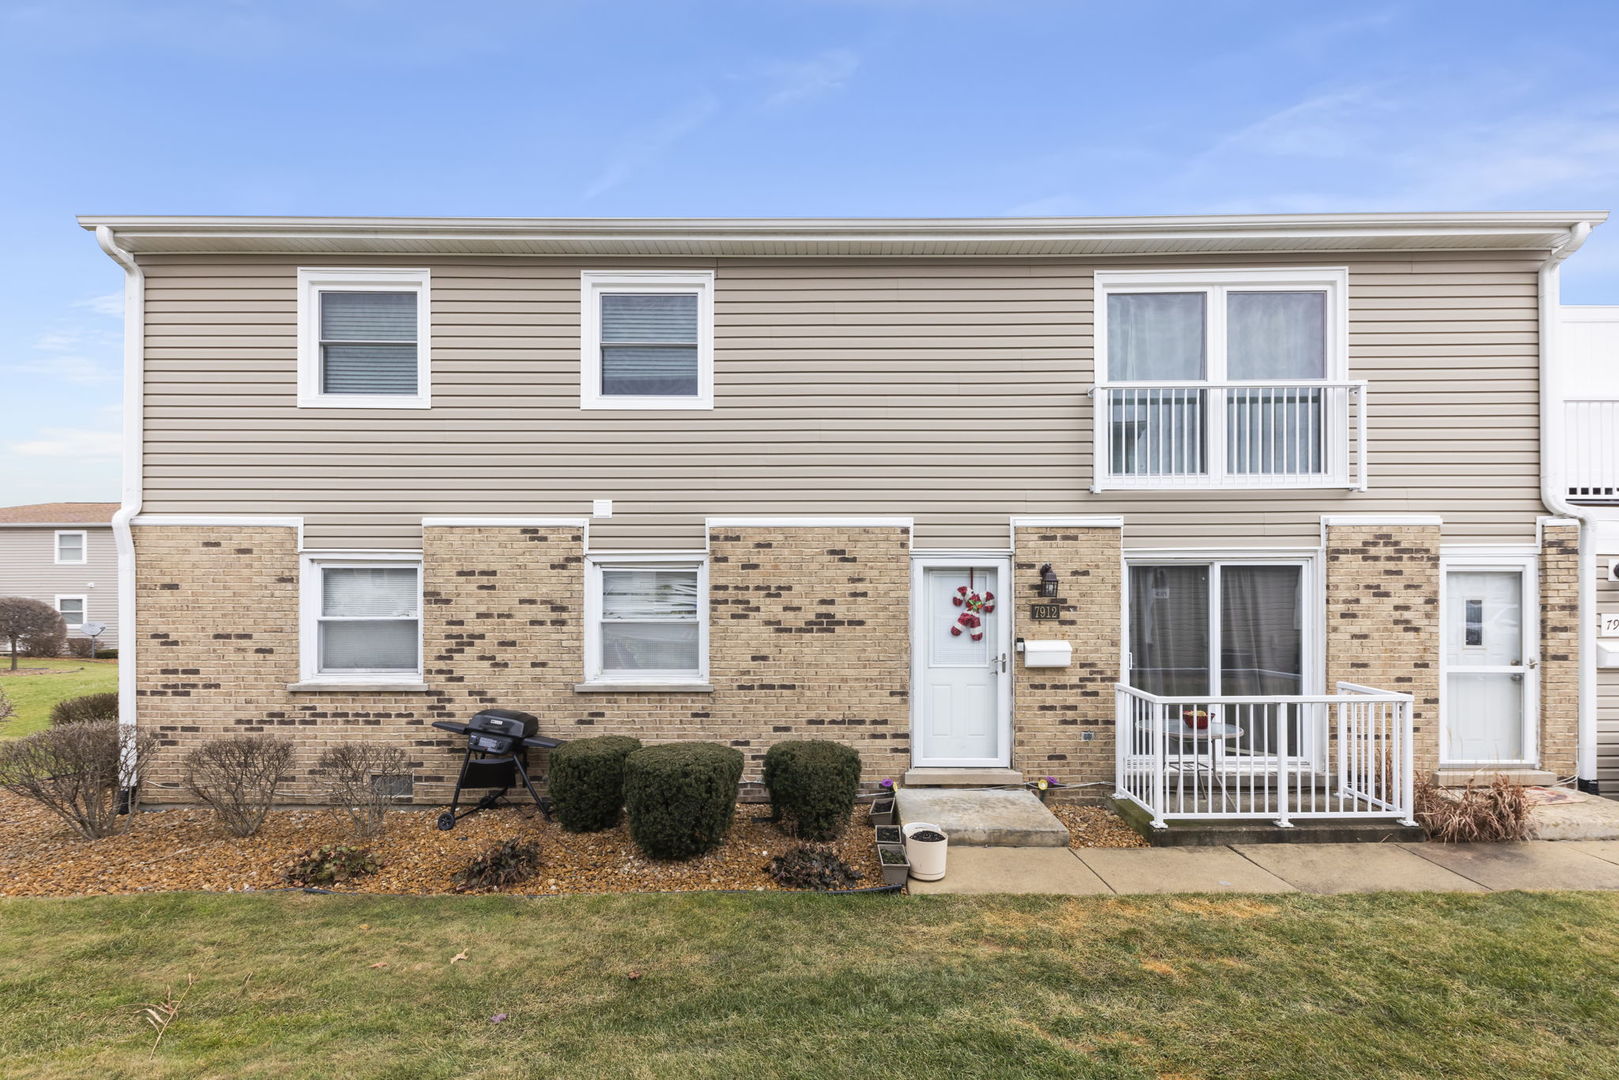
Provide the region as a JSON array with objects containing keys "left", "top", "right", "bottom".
[{"left": 430, "top": 708, "right": 564, "bottom": 830}]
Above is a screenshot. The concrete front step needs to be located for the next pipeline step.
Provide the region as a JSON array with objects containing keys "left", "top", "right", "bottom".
[
  {"left": 1111, "top": 797, "right": 1426, "bottom": 847},
  {"left": 901, "top": 767, "right": 1024, "bottom": 787},
  {"left": 894, "top": 787, "right": 1069, "bottom": 847}
]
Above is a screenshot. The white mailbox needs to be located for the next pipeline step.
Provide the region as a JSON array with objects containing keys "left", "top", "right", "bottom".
[
  {"left": 1021, "top": 640, "right": 1072, "bottom": 668},
  {"left": 1599, "top": 641, "right": 1619, "bottom": 669}
]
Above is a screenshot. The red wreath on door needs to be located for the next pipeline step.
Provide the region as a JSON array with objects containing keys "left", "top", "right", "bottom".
[{"left": 949, "top": 572, "right": 995, "bottom": 642}]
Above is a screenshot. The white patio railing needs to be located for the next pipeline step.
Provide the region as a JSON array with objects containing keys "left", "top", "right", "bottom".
[
  {"left": 1564, "top": 399, "right": 1619, "bottom": 503},
  {"left": 1114, "top": 682, "right": 1415, "bottom": 830},
  {"left": 1091, "top": 381, "right": 1368, "bottom": 490}
]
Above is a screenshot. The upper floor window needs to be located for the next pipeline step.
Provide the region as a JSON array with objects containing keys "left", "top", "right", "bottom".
[
  {"left": 1093, "top": 268, "right": 1363, "bottom": 491},
  {"left": 581, "top": 270, "right": 714, "bottom": 410},
  {"left": 54, "top": 530, "right": 86, "bottom": 564},
  {"left": 56, "top": 595, "right": 86, "bottom": 628},
  {"left": 298, "top": 268, "right": 431, "bottom": 409}
]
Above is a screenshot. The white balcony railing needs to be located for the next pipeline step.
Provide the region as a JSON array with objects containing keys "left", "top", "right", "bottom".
[
  {"left": 1114, "top": 683, "right": 1415, "bottom": 830},
  {"left": 1565, "top": 399, "right": 1619, "bottom": 503},
  {"left": 1090, "top": 381, "right": 1368, "bottom": 490}
]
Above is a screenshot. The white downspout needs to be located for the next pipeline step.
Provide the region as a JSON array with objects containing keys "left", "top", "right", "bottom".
[
  {"left": 95, "top": 225, "right": 143, "bottom": 797},
  {"left": 1538, "top": 221, "right": 1599, "bottom": 790}
]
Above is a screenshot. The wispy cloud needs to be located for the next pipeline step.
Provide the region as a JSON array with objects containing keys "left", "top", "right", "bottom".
[
  {"left": 74, "top": 292, "right": 122, "bottom": 317},
  {"left": 7, "top": 426, "right": 122, "bottom": 460},
  {"left": 761, "top": 48, "right": 860, "bottom": 108},
  {"left": 10, "top": 327, "right": 120, "bottom": 385},
  {"left": 584, "top": 94, "right": 720, "bottom": 201}
]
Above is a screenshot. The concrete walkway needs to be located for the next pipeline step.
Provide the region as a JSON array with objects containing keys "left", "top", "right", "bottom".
[{"left": 906, "top": 840, "right": 1619, "bottom": 895}]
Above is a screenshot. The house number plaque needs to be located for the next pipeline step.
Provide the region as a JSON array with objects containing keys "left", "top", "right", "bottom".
[{"left": 1029, "top": 603, "right": 1062, "bottom": 621}]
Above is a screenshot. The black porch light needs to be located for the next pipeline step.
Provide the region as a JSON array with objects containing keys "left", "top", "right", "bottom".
[{"left": 1038, "top": 563, "right": 1059, "bottom": 598}]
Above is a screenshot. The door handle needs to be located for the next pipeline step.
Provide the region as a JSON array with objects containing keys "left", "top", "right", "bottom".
[{"left": 995, "top": 652, "right": 1007, "bottom": 673}]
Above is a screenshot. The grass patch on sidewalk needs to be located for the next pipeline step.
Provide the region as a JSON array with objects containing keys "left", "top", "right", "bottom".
[
  {"left": 0, "top": 890, "right": 1616, "bottom": 1078},
  {"left": 0, "top": 658, "right": 117, "bottom": 738}
]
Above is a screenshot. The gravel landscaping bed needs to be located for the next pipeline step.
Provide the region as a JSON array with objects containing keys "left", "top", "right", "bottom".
[{"left": 1049, "top": 801, "right": 1149, "bottom": 848}]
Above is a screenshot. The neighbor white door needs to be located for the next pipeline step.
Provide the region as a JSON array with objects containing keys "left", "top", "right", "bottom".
[
  {"left": 914, "top": 563, "right": 1008, "bottom": 766},
  {"left": 1443, "top": 566, "right": 1537, "bottom": 764}
]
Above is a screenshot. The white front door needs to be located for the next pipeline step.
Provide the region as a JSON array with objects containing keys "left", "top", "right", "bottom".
[
  {"left": 913, "top": 562, "right": 1010, "bottom": 766},
  {"left": 1443, "top": 564, "right": 1538, "bottom": 765}
]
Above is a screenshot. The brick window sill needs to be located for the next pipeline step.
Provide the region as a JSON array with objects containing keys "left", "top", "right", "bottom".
[
  {"left": 572, "top": 682, "right": 714, "bottom": 694},
  {"left": 287, "top": 681, "right": 432, "bottom": 693}
]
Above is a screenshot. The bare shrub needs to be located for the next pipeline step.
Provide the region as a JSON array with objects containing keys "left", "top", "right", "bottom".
[
  {"left": 50, "top": 692, "right": 118, "bottom": 726},
  {"left": 0, "top": 686, "right": 14, "bottom": 725},
  {"left": 183, "top": 735, "right": 294, "bottom": 837},
  {"left": 67, "top": 637, "right": 95, "bottom": 659},
  {"left": 0, "top": 721, "right": 158, "bottom": 839},
  {"left": 0, "top": 597, "right": 65, "bottom": 669},
  {"left": 317, "top": 743, "right": 409, "bottom": 838},
  {"left": 1415, "top": 774, "right": 1534, "bottom": 843}
]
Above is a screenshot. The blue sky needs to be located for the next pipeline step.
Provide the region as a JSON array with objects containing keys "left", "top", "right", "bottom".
[{"left": 3, "top": 0, "right": 1618, "bottom": 506}]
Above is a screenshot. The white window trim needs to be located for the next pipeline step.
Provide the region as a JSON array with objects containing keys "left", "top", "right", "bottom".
[
  {"left": 55, "top": 594, "right": 87, "bottom": 629},
  {"left": 583, "top": 553, "right": 709, "bottom": 687},
  {"left": 1093, "top": 267, "right": 1352, "bottom": 491},
  {"left": 54, "top": 530, "right": 87, "bottom": 565},
  {"left": 1438, "top": 551, "right": 1540, "bottom": 768},
  {"left": 298, "top": 552, "right": 424, "bottom": 686},
  {"left": 580, "top": 270, "right": 714, "bottom": 411},
  {"left": 297, "top": 268, "right": 431, "bottom": 409}
]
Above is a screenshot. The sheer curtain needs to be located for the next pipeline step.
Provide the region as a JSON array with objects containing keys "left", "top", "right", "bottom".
[
  {"left": 1220, "top": 565, "right": 1304, "bottom": 756},
  {"left": 320, "top": 291, "right": 418, "bottom": 394},
  {"left": 1128, "top": 565, "right": 1210, "bottom": 696},
  {"left": 1226, "top": 291, "right": 1326, "bottom": 475},
  {"left": 601, "top": 293, "right": 699, "bottom": 396},
  {"left": 1108, "top": 293, "right": 1207, "bottom": 476},
  {"left": 320, "top": 567, "right": 420, "bottom": 671},
  {"left": 600, "top": 568, "right": 701, "bottom": 673}
]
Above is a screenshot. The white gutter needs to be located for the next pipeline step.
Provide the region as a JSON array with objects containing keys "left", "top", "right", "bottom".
[
  {"left": 94, "top": 225, "right": 143, "bottom": 792},
  {"left": 1538, "top": 220, "right": 1600, "bottom": 789}
]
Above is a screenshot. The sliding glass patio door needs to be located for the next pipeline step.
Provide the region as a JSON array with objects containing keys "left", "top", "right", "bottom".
[{"left": 1128, "top": 560, "right": 1309, "bottom": 762}]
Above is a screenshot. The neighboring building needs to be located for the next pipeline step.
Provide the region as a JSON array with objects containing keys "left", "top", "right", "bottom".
[
  {"left": 81, "top": 211, "right": 1607, "bottom": 829},
  {"left": 1554, "top": 306, "right": 1619, "bottom": 792},
  {"left": 0, "top": 502, "right": 121, "bottom": 649}
]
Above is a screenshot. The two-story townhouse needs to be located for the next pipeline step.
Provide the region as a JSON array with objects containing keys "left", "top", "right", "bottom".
[
  {"left": 0, "top": 502, "right": 120, "bottom": 650},
  {"left": 81, "top": 211, "right": 1607, "bottom": 831}
]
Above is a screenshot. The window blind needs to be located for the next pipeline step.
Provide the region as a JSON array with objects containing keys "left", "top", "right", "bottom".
[
  {"left": 320, "top": 291, "right": 418, "bottom": 395},
  {"left": 599, "top": 567, "right": 700, "bottom": 672},
  {"left": 323, "top": 567, "right": 419, "bottom": 618},
  {"left": 600, "top": 293, "right": 699, "bottom": 396}
]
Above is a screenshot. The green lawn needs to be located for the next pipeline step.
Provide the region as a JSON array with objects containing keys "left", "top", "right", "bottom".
[
  {"left": 0, "top": 891, "right": 1616, "bottom": 1079},
  {"left": 0, "top": 658, "right": 117, "bottom": 737}
]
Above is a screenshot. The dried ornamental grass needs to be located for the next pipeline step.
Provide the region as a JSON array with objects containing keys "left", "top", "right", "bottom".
[{"left": 1415, "top": 775, "right": 1534, "bottom": 843}]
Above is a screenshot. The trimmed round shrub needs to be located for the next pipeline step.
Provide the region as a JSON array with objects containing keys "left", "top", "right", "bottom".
[
  {"left": 623, "top": 742, "right": 744, "bottom": 860},
  {"left": 49, "top": 692, "right": 119, "bottom": 727},
  {"left": 762, "top": 740, "right": 862, "bottom": 841},
  {"left": 550, "top": 735, "right": 642, "bottom": 832}
]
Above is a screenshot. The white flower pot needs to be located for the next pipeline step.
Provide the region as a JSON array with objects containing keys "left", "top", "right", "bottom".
[{"left": 902, "top": 821, "right": 949, "bottom": 881}]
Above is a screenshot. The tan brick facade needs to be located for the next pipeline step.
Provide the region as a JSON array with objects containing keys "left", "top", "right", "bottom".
[
  {"left": 1010, "top": 525, "right": 1122, "bottom": 786},
  {"left": 133, "top": 523, "right": 911, "bottom": 803},
  {"left": 1540, "top": 521, "right": 1580, "bottom": 778},
  {"left": 1324, "top": 524, "right": 1443, "bottom": 771},
  {"left": 133, "top": 516, "right": 1582, "bottom": 803}
]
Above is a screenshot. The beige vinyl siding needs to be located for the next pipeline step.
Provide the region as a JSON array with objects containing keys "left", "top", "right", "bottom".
[
  {"left": 0, "top": 527, "right": 119, "bottom": 646},
  {"left": 139, "top": 252, "right": 1546, "bottom": 550}
]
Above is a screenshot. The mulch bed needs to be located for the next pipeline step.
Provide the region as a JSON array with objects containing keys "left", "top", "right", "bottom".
[{"left": 0, "top": 791, "right": 1146, "bottom": 898}]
